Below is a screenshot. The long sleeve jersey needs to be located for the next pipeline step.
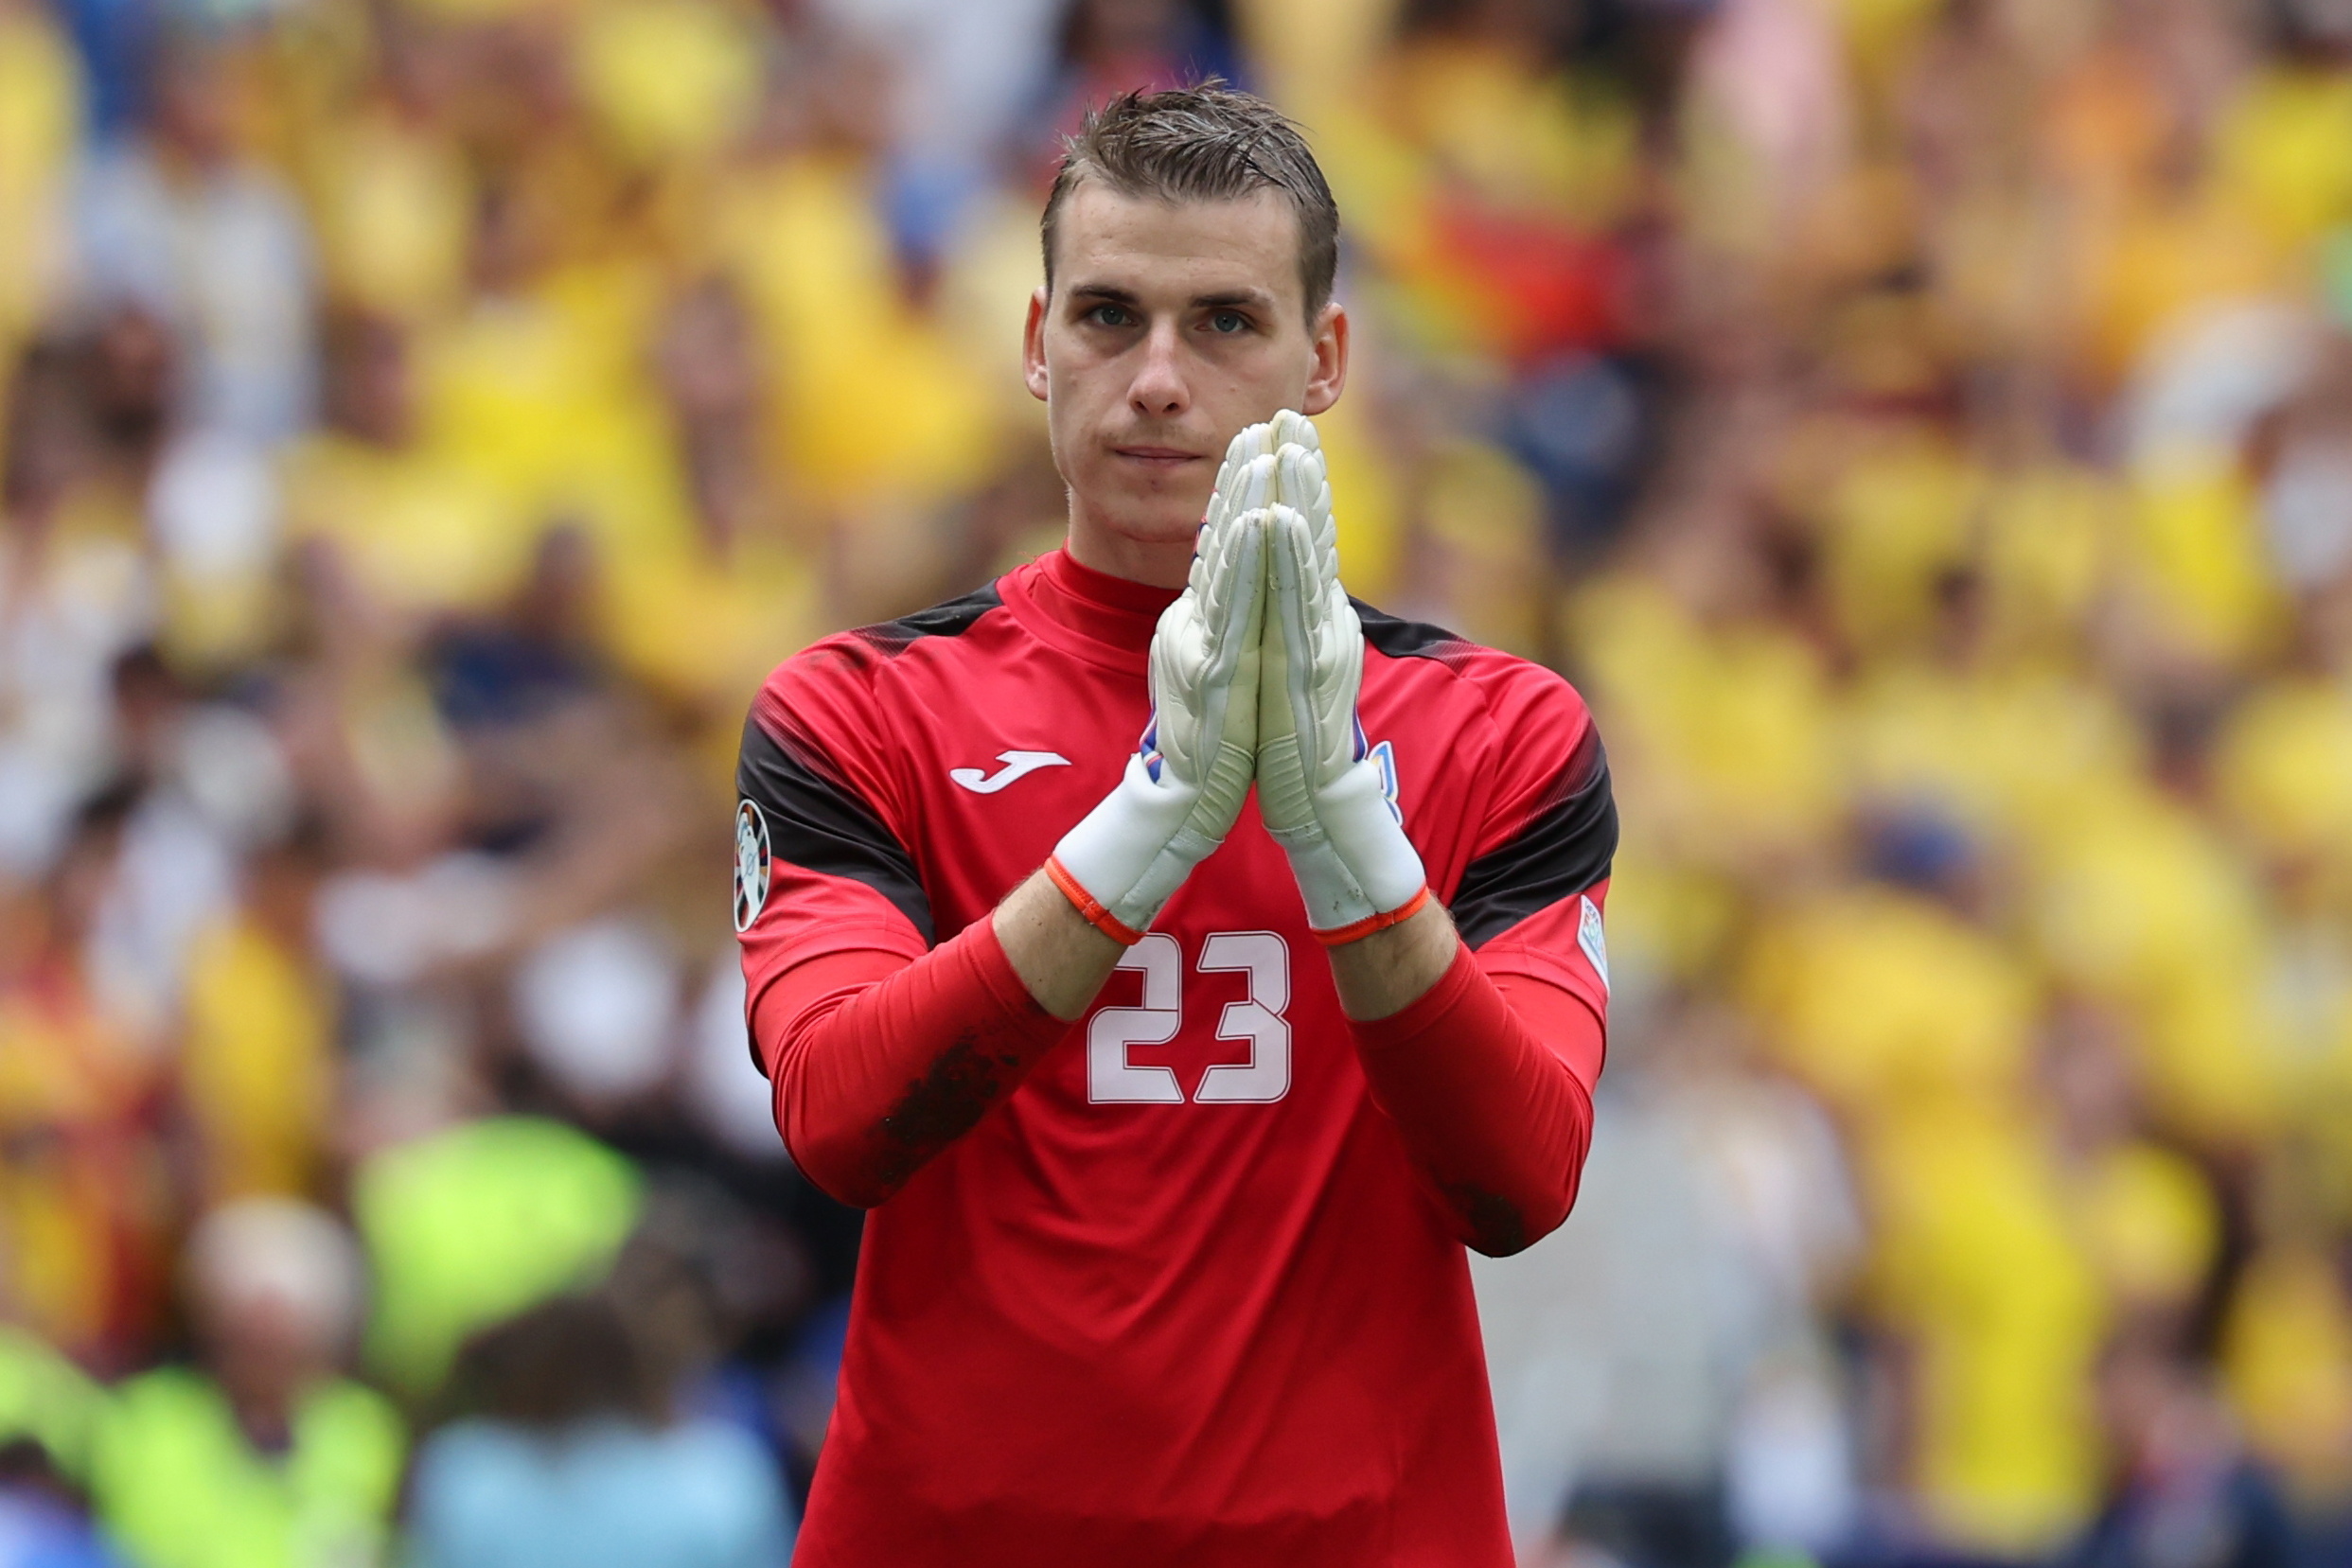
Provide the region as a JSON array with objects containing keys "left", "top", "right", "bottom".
[{"left": 734, "top": 548, "right": 1618, "bottom": 1565}]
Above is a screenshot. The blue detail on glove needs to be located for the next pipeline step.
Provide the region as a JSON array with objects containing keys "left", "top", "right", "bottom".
[{"left": 1140, "top": 714, "right": 1164, "bottom": 783}]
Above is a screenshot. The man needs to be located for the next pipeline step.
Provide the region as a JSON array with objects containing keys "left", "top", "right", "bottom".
[
  {"left": 735, "top": 86, "right": 1616, "bottom": 1563},
  {"left": 93, "top": 1200, "right": 406, "bottom": 1568}
]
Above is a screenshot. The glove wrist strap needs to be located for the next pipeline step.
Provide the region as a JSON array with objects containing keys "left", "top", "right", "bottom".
[
  {"left": 1044, "top": 854, "right": 1148, "bottom": 946},
  {"left": 1310, "top": 886, "right": 1431, "bottom": 947}
]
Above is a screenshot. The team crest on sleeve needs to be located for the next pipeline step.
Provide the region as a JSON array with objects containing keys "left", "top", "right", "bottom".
[
  {"left": 734, "top": 800, "right": 771, "bottom": 933},
  {"left": 1578, "top": 894, "right": 1609, "bottom": 992}
]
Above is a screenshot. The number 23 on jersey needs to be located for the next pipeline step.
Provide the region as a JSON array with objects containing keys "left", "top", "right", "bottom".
[{"left": 1089, "top": 931, "right": 1293, "bottom": 1105}]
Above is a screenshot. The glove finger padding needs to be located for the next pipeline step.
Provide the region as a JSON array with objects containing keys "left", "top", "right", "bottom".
[
  {"left": 1203, "top": 422, "right": 1276, "bottom": 544},
  {"left": 1275, "top": 444, "right": 1358, "bottom": 787},
  {"left": 1255, "top": 431, "right": 1429, "bottom": 943},
  {"left": 1047, "top": 463, "right": 1270, "bottom": 943},
  {"left": 1266, "top": 406, "right": 1318, "bottom": 460},
  {"left": 1257, "top": 501, "right": 1342, "bottom": 825},
  {"left": 1151, "top": 478, "right": 1267, "bottom": 820}
]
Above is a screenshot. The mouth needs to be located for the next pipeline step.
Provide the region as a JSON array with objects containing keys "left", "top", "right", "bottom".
[{"left": 1110, "top": 445, "right": 1205, "bottom": 469}]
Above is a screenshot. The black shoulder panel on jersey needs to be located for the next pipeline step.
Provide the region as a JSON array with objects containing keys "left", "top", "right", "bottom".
[
  {"left": 1353, "top": 600, "right": 1477, "bottom": 667},
  {"left": 848, "top": 583, "right": 1004, "bottom": 659},
  {"left": 1452, "top": 726, "right": 1618, "bottom": 949},
  {"left": 737, "top": 718, "right": 934, "bottom": 945}
]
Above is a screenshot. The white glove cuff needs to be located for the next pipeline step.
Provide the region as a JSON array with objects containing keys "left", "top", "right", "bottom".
[
  {"left": 1267, "top": 758, "right": 1428, "bottom": 943},
  {"left": 1047, "top": 755, "right": 1220, "bottom": 943}
]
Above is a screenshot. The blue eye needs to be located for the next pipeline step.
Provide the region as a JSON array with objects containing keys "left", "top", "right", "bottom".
[
  {"left": 1089, "top": 304, "right": 1132, "bottom": 327},
  {"left": 1209, "top": 310, "right": 1248, "bottom": 333}
]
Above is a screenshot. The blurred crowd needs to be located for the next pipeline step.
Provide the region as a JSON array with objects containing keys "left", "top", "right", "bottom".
[{"left": 4, "top": 0, "right": 2352, "bottom": 1561}]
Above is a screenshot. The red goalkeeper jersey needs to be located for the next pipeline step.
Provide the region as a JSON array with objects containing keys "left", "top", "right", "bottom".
[{"left": 734, "top": 549, "right": 1616, "bottom": 1564}]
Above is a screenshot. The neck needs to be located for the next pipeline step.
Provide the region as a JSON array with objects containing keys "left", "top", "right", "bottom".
[{"left": 1064, "top": 501, "right": 1194, "bottom": 590}]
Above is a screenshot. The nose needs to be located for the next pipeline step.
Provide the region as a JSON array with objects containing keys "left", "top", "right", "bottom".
[{"left": 1127, "top": 318, "right": 1190, "bottom": 420}]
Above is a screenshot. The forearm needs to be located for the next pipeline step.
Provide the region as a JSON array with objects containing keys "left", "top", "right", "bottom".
[
  {"left": 1349, "top": 943, "right": 1602, "bottom": 1256},
  {"left": 756, "top": 917, "right": 1074, "bottom": 1207},
  {"left": 1326, "top": 897, "right": 1459, "bottom": 1019},
  {"left": 994, "top": 867, "right": 1129, "bottom": 1019}
]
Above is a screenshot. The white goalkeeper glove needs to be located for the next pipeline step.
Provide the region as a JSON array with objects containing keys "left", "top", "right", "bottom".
[
  {"left": 1046, "top": 430, "right": 1277, "bottom": 943},
  {"left": 1253, "top": 413, "right": 1430, "bottom": 944}
]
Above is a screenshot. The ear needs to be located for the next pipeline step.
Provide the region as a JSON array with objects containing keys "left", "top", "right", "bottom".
[
  {"left": 1022, "top": 287, "right": 1051, "bottom": 403},
  {"left": 1301, "top": 301, "right": 1349, "bottom": 416}
]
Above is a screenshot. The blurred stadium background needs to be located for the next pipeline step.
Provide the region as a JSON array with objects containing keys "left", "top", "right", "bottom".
[{"left": 3, "top": 0, "right": 2352, "bottom": 1562}]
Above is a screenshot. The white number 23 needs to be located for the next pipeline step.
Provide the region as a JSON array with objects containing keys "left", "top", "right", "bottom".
[{"left": 1088, "top": 931, "right": 1291, "bottom": 1104}]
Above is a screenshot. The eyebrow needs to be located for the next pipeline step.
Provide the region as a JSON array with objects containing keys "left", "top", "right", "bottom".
[{"left": 1067, "top": 284, "right": 1279, "bottom": 312}]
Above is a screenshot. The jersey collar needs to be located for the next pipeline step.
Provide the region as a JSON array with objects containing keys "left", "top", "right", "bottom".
[{"left": 999, "top": 547, "right": 1180, "bottom": 676}]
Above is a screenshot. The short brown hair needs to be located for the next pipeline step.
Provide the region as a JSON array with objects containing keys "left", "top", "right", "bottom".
[{"left": 1041, "top": 84, "right": 1341, "bottom": 322}]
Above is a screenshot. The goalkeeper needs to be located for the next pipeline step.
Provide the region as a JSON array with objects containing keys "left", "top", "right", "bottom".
[{"left": 734, "top": 85, "right": 1616, "bottom": 1565}]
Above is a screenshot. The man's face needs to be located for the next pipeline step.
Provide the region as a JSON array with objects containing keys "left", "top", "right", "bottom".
[
  {"left": 200, "top": 1286, "right": 340, "bottom": 1414},
  {"left": 1025, "top": 181, "right": 1347, "bottom": 574}
]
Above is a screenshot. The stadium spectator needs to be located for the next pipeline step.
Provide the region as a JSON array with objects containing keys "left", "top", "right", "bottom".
[
  {"left": 405, "top": 1294, "right": 794, "bottom": 1568},
  {"left": 2061, "top": 1322, "right": 2299, "bottom": 1568},
  {"left": 90, "top": 1200, "right": 402, "bottom": 1568}
]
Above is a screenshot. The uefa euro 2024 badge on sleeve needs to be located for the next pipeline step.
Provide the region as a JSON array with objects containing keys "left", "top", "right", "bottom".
[{"left": 734, "top": 801, "right": 770, "bottom": 933}]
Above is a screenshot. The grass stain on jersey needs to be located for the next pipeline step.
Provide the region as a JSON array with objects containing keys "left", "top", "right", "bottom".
[{"left": 873, "top": 1031, "right": 1027, "bottom": 1191}]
